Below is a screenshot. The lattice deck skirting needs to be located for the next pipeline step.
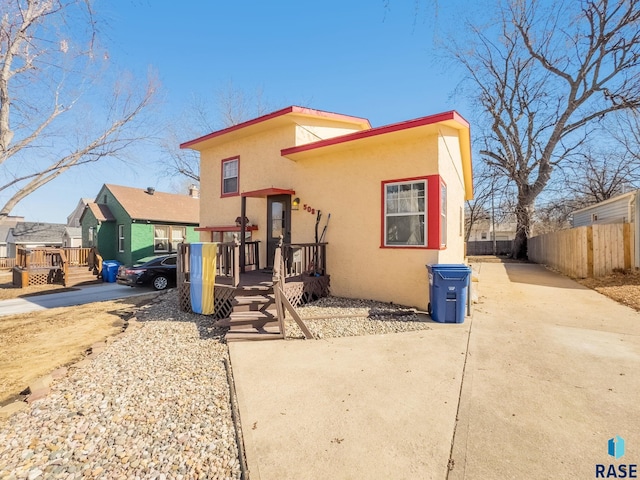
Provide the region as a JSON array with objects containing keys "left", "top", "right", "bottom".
[
  {"left": 283, "top": 275, "right": 330, "bottom": 307},
  {"left": 178, "top": 275, "right": 330, "bottom": 318},
  {"left": 27, "top": 268, "right": 63, "bottom": 286}
]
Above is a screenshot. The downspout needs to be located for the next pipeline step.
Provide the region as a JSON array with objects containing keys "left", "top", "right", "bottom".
[{"left": 240, "top": 196, "right": 246, "bottom": 273}]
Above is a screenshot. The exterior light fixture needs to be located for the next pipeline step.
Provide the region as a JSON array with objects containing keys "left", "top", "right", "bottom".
[{"left": 292, "top": 197, "right": 300, "bottom": 210}]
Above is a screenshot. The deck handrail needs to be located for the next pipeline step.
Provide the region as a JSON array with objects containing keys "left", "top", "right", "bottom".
[
  {"left": 16, "top": 247, "right": 65, "bottom": 270},
  {"left": 281, "top": 242, "right": 327, "bottom": 278},
  {"left": 177, "top": 239, "right": 261, "bottom": 288}
]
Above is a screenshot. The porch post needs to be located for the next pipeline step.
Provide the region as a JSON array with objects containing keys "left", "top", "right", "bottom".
[{"left": 240, "top": 195, "right": 246, "bottom": 273}]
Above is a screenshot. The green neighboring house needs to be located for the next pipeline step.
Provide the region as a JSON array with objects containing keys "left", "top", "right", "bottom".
[{"left": 80, "top": 184, "right": 200, "bottom": 265}]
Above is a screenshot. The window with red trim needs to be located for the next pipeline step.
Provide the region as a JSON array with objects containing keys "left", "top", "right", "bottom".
[
  {"left": 221, "top": 157, "right": 239, "bottom": 196},
  {"left": 383, "top": 179, "right": 427, "bottom": 246},
  {"left": 381, "top": 175, "right": 447, "bottom": 249}
]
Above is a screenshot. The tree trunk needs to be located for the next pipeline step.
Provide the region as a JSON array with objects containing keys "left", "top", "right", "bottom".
[{"left": 512, "top": 196, "right": 534, "bottom": 259}]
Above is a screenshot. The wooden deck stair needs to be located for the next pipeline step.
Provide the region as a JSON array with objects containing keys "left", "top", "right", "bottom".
[
  {"left": 216, "top": 283, "right": 286, "bottom": 342},
  {"left": 65, "top": 266, "right": 100, "bottom": 287}
]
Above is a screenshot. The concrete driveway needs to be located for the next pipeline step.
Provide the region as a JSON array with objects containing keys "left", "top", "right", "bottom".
[
  {"left": 229, "top": 262, "right": 640, "bottom": 479},
  {"left": 0, "top": 282, "right": 156, "bottom": 317}
]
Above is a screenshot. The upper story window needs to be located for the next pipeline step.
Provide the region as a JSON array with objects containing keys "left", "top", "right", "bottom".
[
  {"left": 221, "top": 157, "right": 239, "bottom": 197},
  {"left": 383, "top": 180, "right": 427, "bottom": 247}
]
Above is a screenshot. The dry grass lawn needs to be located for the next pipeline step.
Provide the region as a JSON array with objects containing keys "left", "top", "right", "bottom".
[{"left": 0, "top": 274, "right": 158, "bottom": 405}]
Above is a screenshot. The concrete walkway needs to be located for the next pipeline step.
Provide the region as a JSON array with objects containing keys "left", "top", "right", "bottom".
[
  {"left": 229, "top": 262, "right": 640, "bottom": 479},
  {"left": 0, "top": 283, "right": 155, "bottom": 317}
]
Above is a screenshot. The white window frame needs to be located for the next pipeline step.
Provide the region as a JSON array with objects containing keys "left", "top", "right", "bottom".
[
  {"left": 383, "top": 179, "right": 427, "bottom": 247},
  {"left": 222, "top": 157, "right": 239, "bottom": 196},
  {"left": 118, "top": 225, "right": 125, "bottom": 252},
  {"left": 170, "top": 226, "right": 186, "bottom": 251},
  {"left": 154, "top": 225, "right": 186, "bottom": 253},
  {"left": 154, "top": 225, "right": 170, "bottom": 253}
]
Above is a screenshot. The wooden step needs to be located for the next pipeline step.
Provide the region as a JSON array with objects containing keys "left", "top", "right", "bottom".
[
  {"left": 215, "top": 310, "right": 277, "bottom": 328},
  {"left": 232, "top": 294, "right": 275, "bottom": 312},
  {"left": 236, "top": 285, "right": 274, "bottom": 295},
  {"left": 225, "top": 325, "right": 284, "bottom": 342}
]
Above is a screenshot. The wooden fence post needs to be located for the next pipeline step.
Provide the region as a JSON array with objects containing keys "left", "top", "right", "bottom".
[
  {"left": 623, "top": 223, "right": 632, "bottom": 270},
  {"left": 586, "top": 226, "right": 594, "bottom": 277}
]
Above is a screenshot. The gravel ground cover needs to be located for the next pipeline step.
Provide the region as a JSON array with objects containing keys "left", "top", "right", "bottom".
[
  {"left": 286, "top": 296, "right": 431, "bottom": 339},
  {"left": 0, "top": 291, "right": 432, "bottom": 479},
  {"left": 0, "top": 292, "right": 241, "bottom": 480}
]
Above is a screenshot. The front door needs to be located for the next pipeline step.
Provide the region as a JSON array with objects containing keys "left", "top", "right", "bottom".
[{"left": 267, "top": 195, "right": 291, "bottom": 268}]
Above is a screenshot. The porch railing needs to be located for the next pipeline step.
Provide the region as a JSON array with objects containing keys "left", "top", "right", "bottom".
[
  {"left": 62, "top": 247, "right": 93, "bottom": 266},
  {"left": 0, "top": 257, "right": 16, "bottom": 269},
  {"left": 281, "top": 243, "right": 327, "bottom": 278},
  {"left": 177, "top": 240, "right": 261, "bottom": 288},
  {"left": 16, "top": 247, "right": 96, "bottom": 269},
  {"left": 16, "top": 247, "right": 65, "bottom": 270}
]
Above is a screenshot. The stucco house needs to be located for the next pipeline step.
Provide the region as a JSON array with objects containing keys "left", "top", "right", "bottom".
[
  {"left": 80, "top": 184, "right": 200, "bottom": 265},
  {"left": 181, "top": 106, "right": 473, "bottom": 309}
]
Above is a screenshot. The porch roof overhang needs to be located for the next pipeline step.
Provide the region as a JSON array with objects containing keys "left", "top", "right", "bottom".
[
  {"left": 195, "top": 225, "right": 259, "bottom": 232},
  {"left": 281, "top": 110, "right": 474, "bottom": 200},
  {"left": 241, "top": 187, "right": 295, "bottom": 198}
]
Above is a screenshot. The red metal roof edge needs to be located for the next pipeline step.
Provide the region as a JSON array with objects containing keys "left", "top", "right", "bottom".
[
  {"left": 241, "top": 187, "right": 295, "bottom": 198},
  {"left": 281, "top": 110, "right": 470, "bottom": 157},
  {"left": 179, "top": 106, "right": 371, "bottom": 149}
]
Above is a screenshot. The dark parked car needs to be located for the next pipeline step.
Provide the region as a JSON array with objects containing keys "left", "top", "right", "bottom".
[{"left": 116, "top": 254, "right": 177, "bottom": 290}]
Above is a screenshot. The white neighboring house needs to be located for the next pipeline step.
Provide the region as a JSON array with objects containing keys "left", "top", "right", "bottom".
[
  {"left": 63, "top": 227, "right": 82, "bottom": 247},
  {"left": 571, "top": 189, "right": 640, "bottom": 269},
  {"left": 467, "top": 218, "right": 517, "bottom": 241},
  {"left": 6, "top": 222, "right": 66, "bottom": 258},
  {"left": 0, "top": 216, "right": 25, "bottom": 258},
  {"left": 571, "top": 190, "right": 638, "bottom": 227}
]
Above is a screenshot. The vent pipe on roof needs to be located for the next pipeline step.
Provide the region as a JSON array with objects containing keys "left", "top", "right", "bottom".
[
  {"left": 146, "top": 187, "right": 155, "bottom": 195},
  {"left": 188, "top": 184, "right": 199, "bottom": 198}
]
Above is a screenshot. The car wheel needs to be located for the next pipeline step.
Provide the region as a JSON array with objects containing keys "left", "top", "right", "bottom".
[{"left": 153, "top": 275, "right": 169, "bottom": 290}]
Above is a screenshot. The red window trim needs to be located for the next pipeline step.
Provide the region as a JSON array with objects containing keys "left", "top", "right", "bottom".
[
  {"left": 380, "top": 174, "right": 446, "bottom": 250},
  {"left": 221, "top": 156, "right": 240, "bottom": 198}
]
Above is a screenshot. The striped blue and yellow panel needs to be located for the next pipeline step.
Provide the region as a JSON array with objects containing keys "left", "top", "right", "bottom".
[{"left": 190, "top": 243, "right": 217, "bottom": 315}]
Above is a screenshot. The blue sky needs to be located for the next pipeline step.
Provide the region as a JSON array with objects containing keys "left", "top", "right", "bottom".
[{"left": 12, "top": 0, "right": 474, "bottom": 223}]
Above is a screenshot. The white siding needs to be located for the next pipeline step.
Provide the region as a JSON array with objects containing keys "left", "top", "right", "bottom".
[{"left": 572, "top": 194, "right": 634, "bottom": 227}]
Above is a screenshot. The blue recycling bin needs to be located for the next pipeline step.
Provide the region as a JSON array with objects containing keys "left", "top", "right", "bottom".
[
  {"left": 102, "top": 260, "right": 121, "bottom": 283},
  {"left": 426, "top": 264, "right": 472, "bottom": 323}
]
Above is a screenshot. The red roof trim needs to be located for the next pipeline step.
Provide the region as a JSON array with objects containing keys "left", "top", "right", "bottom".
[
  {"left": 195, "top": 225, "right": 259, "bottom": 232},
  {"left": 241, "top": 188, "right": 295, "bottom": 198},
  {"left": 180, "top": 106, "right": 371, "bottom": 149},
  {"left": 281, "top": 110, "right": 469, "bottom": 157}
]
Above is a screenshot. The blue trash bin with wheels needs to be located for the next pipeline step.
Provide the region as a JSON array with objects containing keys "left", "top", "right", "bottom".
[
  {"left": 102, "top": 260, "right": 120, "bottom": 283},
  {"left": 426, "top": 264, "right": 471, "bottom": 323}
]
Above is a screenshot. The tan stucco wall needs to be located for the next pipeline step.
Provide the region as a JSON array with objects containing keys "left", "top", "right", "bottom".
[
  {"left": 199, "top": 124, "right": 298, "bottom": 259},
  {"left": 197, "top": 121, "right": 468, "bottom": 310},
  {"left": 435, "top": 126, "right": 467, "bottom": 265},
  {"left": 287, "top": 134, "right": 465, "bottom": 309}
]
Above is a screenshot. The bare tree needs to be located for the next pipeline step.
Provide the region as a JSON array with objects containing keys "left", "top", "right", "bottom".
[
  {"left": 563, "top": 149, "right": 640, "bottom": 204},
  {"left": 453, "top": 0, "right": 640, "bottom": 258},
  {"left": 464, "top": 163, "right": 513, "bottom": 242},
  {"left": 0, "top": 0, "right": 157, "bottom": 216},
  {"left": 161, "top": 83, "right": 276, "bottom": 184}
]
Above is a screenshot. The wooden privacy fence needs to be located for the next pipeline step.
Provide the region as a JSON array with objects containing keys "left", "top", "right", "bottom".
[{"left": 528, "top": 223, "right": 636, "bottom": 278}]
